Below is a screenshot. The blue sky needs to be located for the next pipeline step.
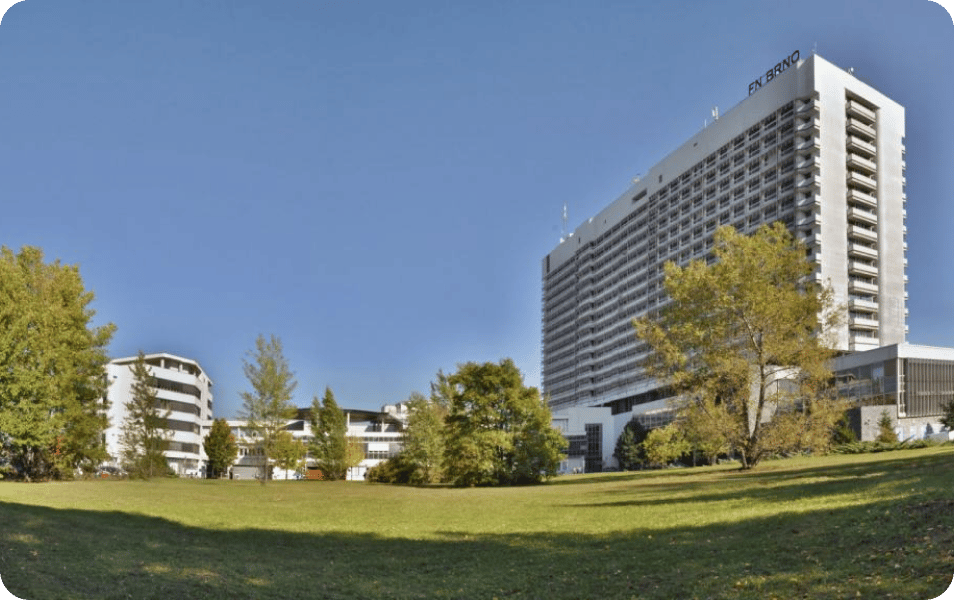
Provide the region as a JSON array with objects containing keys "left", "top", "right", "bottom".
[{"left": 1, "top": 0, "right": 951, "bottom": 418}]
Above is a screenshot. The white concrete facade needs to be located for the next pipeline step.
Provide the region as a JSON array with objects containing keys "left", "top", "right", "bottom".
[
  {"left": 542, "top": 53, "right": 907, "bottom": 417},
  {"left": 226, "top": 404, "right": 408, "bottom": 481},
  {"left": 835, "top": 343, "right": 954, "bottom": 440},
  {"left": 104, "top": 353, "right": 214, "bottom": 477}
]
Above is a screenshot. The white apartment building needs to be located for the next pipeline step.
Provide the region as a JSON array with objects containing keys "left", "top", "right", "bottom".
[
  {"left": 104, "top": 353, "right": 214, "bottom": 477},
  {"left": 227, "top": 404, "right": 408, "bottom": 481},
  {"left": 542, "top": 52, "right": 907, "bottom": 420}
]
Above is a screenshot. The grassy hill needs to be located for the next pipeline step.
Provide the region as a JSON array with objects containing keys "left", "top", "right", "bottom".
[{"left": 1, "top": 446, "right": 952, "bottom": 599}]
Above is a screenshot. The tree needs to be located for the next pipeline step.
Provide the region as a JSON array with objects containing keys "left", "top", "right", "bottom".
[
  {"left": 940, "top": 400, "right": 954, "bottom": 431},
  {"left": 400, "top": 390, "right": 448, "bottom": 484},
  {"left": 0, "top": 246, "right": 115, "bottom": 481},
  {"left": 642, "top": 424, "right": 691, "bottom": 466},
  {"left": 120, "top": 352, "right": 171, "bottom": 479},
  {"left": 440, "top": 359, "right": 566, "bottom": 486},
  {"left": 204, "top": 418, "right": 238, "bottom": 478},
  {"left": 309, "top": 387, "right": 359, "bottom": 480},
  {"left": 614, "top": 417, "right": 649, "bottom": 470},
  {"left": 876, "top": 410, "right": 897, "bottom": 444},
  {"left": 634, "top": 223, "right": 843, "bottom": 470},
  {"left": 273, "top": 430, "right": 307, "bottom": 479},
  {"left": 239, "top": 334, "right": 298, "bottom": 483}
]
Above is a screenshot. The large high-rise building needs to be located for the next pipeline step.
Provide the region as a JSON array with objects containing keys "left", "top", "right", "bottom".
[{"left": 542, "top": 52, "right": 907, "bottom": 416}]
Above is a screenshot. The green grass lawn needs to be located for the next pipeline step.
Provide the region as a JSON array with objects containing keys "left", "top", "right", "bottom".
[{"left": 1, "top": 446, "right": 952, "bottom": 600}]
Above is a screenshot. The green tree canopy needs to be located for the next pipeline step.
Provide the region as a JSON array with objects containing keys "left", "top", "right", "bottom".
[
  {"left": 634, "top": 223, "right": 843, "bottom": 469},
  {"left": 0, "top": 246, "right": 115, "bottom": 480},
  {"left": 309, "top": 387, "right": 357, "bottom": 480},
  {"left": 120, "top": 351, "right": 171, "bottom": 479},
  {"left": 400, "top": 390, "right": 448, "bottom": 484},
  {"left": 204, "top": 418, "right": 238, "bottom": 478},
  {"left": 239, "top": 334, "right": 298, "bottom": 482},
  {"left": 273, "top": 430, "right": 307, "bottom": 480},
  {"left": 440, "top": 359, "right": 566, "bottom": 486},
  {"left": 614, "top": 417, "right": 649, "bottom": 470}
]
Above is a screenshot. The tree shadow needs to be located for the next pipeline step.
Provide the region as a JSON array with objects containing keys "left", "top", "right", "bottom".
[
  {"left": 1, "top": 492, "right": 952, "bottom": 600},
  {"left": 563, "top": 449, "right": 954, "bottom": 509}
]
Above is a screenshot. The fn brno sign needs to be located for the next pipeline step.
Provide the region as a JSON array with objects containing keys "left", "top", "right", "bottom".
[{"left": 749, "top": 50, "right": 801, "bottom": 95}]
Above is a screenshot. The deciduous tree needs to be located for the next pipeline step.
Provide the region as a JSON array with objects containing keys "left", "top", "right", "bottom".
[
  {"left": 634, "top": 223, "right": 843, "bottom": 470},
  {"left": 401, "top": 390, "right": 448, "bottom": 484},
  {"left": 0, "top": 246, "right": 115, "bottom": 480},
  {"left": 239, "top": 334, "right": 298, "bottom": 483},
  {"left": 642, "top": 424, "right": 690, "bottom": 466},
  {"left": 273, "top": 430, "right": 307, "bottom": 479},
  {"left": 203, "top": 418, "right": 238, "bottom": 478},
  {"left": 441, "top": 359, "right": 566, "bottom": 486},
  {"left": 120, "top": 352, "right": 171, "bottom": 479}
]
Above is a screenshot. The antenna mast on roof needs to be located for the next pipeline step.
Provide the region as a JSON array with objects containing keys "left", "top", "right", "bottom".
[{"left": 561, "top": 202, "right": 568, "bottom": 240}]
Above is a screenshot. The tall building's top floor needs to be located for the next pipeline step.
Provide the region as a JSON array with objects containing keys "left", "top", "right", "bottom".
[
  {"left": 543, "top": 52, "right": 905, "bottom": 275},
  {"left": 106, "top": 352, "right": 214, "bottom": 423}
]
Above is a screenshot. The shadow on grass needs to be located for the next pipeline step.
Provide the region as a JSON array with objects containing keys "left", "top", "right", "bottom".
[
  {"left": 565, "top": 449, "right": 954, "bottom": 510},
  {"left": 1, "top": 450, "right": 952, "bottom": 600}
]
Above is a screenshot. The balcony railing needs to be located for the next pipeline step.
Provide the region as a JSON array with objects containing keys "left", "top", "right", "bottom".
[
  {"left": 848, "top": 260, "right": 879, "bottom": 277},
  {"left": 847, "top": 118, "right": 876, "bottom": 138},
  {"left": 847, "top": 100, "right": 876, "bottom": 121},
  {"left": 848, "top": 242, "right": 879, "bottom": 260},
  {"left": 847, "top": 188, "right": 877, "bottom": 208},
  {"left": 848, "top": 206, "right": 878, "bottom": 225},
  {"left": 849, "top": 224, "right": 878, "bottom": 242},
  {"left": 847, "top": 153, "right": 877, "bottom": 173},
  {"left": 847, "top": 136, "right": 877, "bottom": 155},
  {"left": 847, "top": 171, "right": 877, "bottom": 191}
]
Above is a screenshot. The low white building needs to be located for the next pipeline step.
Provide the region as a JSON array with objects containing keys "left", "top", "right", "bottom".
[
  {"left": 104, "top": 353, "right": 214, "bottom": 477},
  {"left": 227, "top": 403, "right": 408, "bottom": 481}
]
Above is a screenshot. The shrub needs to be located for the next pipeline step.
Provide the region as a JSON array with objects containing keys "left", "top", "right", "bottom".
[{"left": 365, "top": 452, "right": 417, "bottom": 484}]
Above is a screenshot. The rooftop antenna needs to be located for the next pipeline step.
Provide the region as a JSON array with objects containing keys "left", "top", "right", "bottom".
[
  {"left": 812, "top": 41, "right": 817, "bottom": 55},
  {"left": 712, "top": 106, "right": 719, "bottom": 121},
  {"left": 561, "top": 202, "right": 568, "bottom": 240}
]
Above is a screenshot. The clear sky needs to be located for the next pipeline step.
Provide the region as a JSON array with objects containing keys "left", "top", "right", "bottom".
[{"left": 1, "top": 0, "right": 951, "bottom": 419}]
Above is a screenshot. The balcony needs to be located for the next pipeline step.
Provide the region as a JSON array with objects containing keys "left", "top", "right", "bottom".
[
  {"left": 848, "top": 206, "right": 878, "bottom": 226},
  {"left": 849, "top": 224, "right": 878, "bottom": 242},
  {"left": 847, "top": 118, "right": 876, "bottom": 138},
  {"left": 796, "top": 137, "right": 821, "bottom": 152},
  {"left": 849, "top": 297, "right": 879, "bottom": 312},
  {"left": 847, "top": 188, "right": 877, "bottom": 209},
  {"left": 796, "top": 118, "right": 821, "bottom": 133},
  {"left": 849, "top": 278, "right": 879, "bottom": 294},
  {"left": 847, "top": 136, "right": 876, "bottom": 155},
  {"left": 850, "top": 335, "right": 881, "bottom": 351},
  {"left": 797, "top": 213, "right": 822, "bottom": 228},
  {"left": 849, "top": 315, "right": 880, "bottom": 330},
  {"left": 847, "top": 100, "right": 876, "bottom": 122},
  {"left": 796, "top": 155, "right": 821, "bottom": 172},
  {"left": 797, "top": 99, "right": 819, "bottom": 114},
  {"left": 848, "top": 242, "right": 879, "bottom": 260},
  {"left": 847, "top": 171, "right": 877, "bottom": 191},
  {"left": 796, "top": 193, "right": 822, "bottom": 209},
  {"left": 848, "top": 260, "right": 879, "bottom": 277},
  {"left": 797, "top": 175, "right": 821, "bottom": 190},
  {"left": 847, "top": 153, "right": 877, "bottom": 173}
]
